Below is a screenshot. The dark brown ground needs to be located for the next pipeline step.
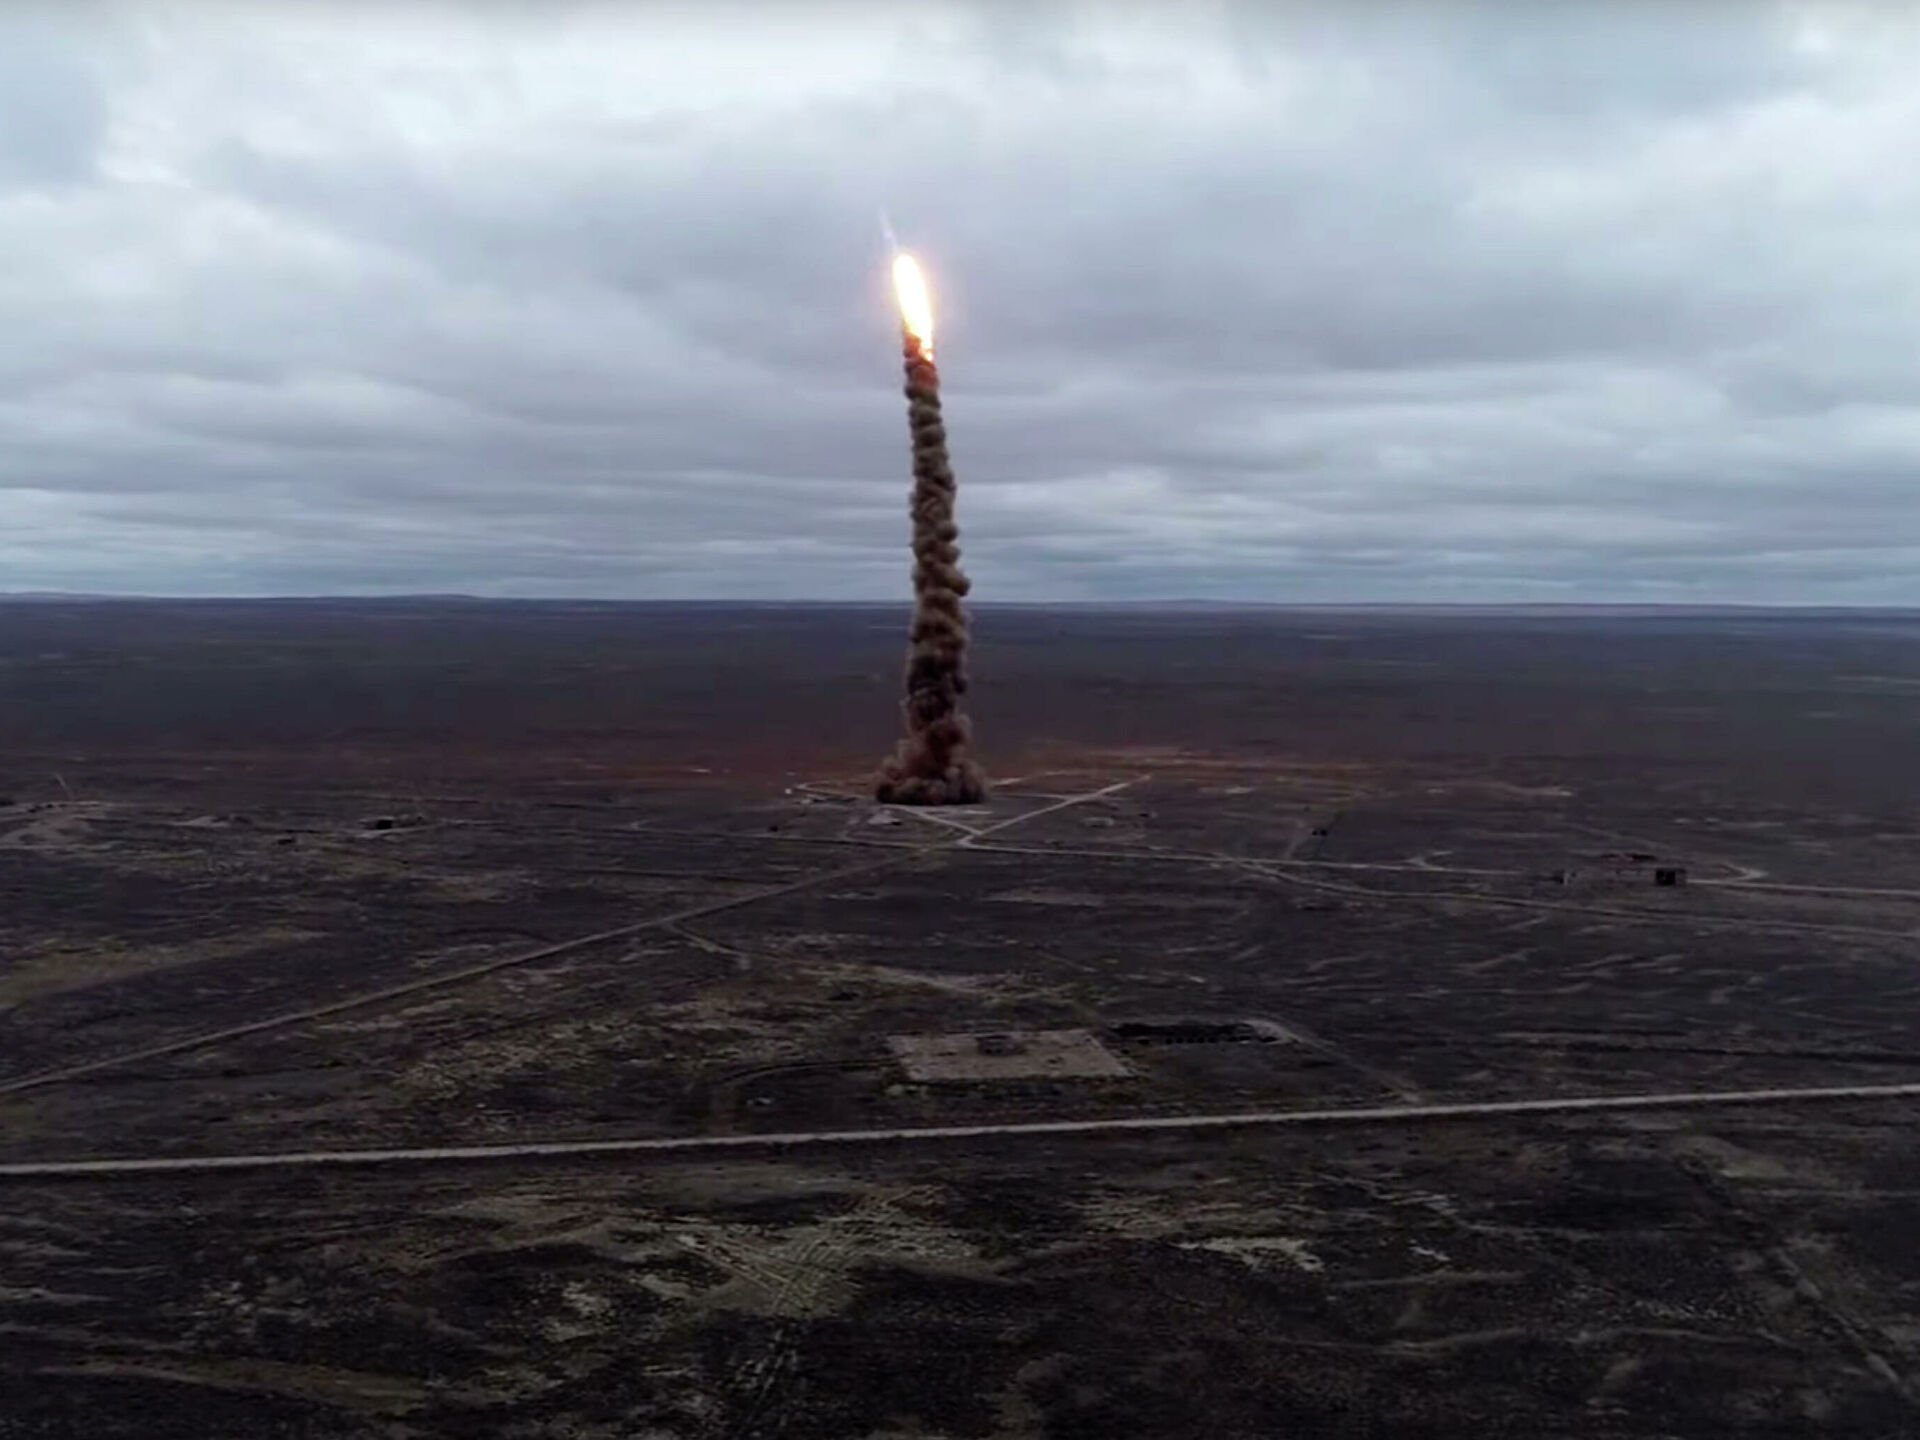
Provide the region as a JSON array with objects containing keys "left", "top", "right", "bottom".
[{"left": 1, "top": 599, "right": 1918, "bottom": 1438}]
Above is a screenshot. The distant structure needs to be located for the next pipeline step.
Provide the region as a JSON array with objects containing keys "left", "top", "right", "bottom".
[{"left": 1544, "top": 858, "right": 1688, "bottom": 888}]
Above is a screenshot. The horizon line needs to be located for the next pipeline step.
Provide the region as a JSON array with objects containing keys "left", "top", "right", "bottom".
[{"left": 2, "top": 592, "right": 1917, "bottom": 614}]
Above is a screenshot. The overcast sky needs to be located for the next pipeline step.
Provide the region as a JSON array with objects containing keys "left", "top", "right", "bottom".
[{"left": 3, "top": 1, "right": 1917, "bottom": 602}]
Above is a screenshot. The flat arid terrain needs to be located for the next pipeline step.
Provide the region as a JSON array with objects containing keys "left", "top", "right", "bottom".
[{"left": 2, "top": 599, "right": 1919, "bottom": 1438}]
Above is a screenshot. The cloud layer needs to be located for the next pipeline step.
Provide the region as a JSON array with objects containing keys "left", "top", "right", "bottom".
[{"left": 3, "top": 0, "right": 1918, "bottom": 602}]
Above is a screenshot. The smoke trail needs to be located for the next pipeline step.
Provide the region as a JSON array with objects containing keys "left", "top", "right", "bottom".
[{"left": 875, "top": 329, "right": 987, "bottom": 805}]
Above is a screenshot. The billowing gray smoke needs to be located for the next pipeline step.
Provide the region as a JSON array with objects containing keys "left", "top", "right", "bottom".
[{"left": 875, "top": 329, "right": 987, "bottom": 805}]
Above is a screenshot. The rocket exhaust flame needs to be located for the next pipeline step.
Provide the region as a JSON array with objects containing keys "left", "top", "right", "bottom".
[
  {"left": 892, "top": 253, "right": 935, "bottom": 358},
  {"left": 875, "top": 252, "right": 987, "bottom": 806}
]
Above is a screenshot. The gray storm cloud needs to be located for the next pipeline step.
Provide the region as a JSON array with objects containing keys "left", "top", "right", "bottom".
[{"left": 1, "top": 2, "right": 1918, "bottom": 602}]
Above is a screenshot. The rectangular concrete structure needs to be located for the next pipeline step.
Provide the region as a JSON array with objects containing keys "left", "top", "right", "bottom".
[{"left": 888, "top": 1028, "right": 1132, "bottom": 1082}]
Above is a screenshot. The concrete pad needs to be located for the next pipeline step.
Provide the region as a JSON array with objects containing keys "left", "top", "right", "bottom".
[{"left": 888, "top": 1028, "right": 1131, "bottom": 1082}]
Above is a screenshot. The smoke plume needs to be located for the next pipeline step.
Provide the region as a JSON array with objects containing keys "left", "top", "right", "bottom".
[{"left": 875, "top": 331, "right": 987, "bottom": 804}]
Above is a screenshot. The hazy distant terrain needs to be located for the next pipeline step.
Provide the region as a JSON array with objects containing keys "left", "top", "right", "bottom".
[{"left": 2, "top": 599, "right": 1916, "bottom": 802}]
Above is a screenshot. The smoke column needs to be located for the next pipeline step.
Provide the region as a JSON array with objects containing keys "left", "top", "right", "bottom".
[{"left": 875, "top": 258, "right": 987, "bottom": 805}]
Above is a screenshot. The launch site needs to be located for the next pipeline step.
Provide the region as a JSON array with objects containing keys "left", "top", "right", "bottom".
[
  {"left": 4, "top": 600, "right": 1919, "bottom": 1437},
  {"left": 7, "top": 1, "right": 1920, "bottom": 1437}
]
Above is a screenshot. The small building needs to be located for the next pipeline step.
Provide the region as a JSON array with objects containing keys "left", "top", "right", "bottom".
[{"left": 1654, "top": 866, "right": 1687, "bottom": 887}]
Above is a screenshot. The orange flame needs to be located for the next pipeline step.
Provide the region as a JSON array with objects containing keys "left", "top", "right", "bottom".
[{"left": 892, "top": 252, "right": 935, "bottom": 358}]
